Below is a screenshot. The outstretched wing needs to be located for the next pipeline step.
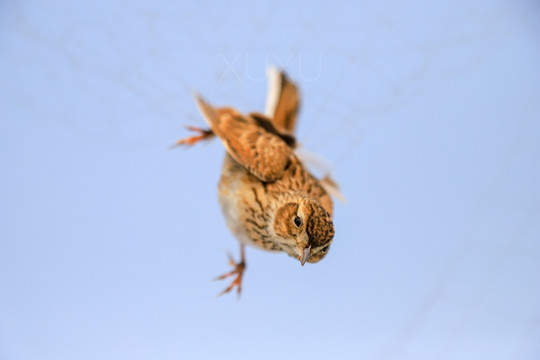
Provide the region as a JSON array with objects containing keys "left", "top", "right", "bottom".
[
  {"left": 265, "top": 67, "right": 300, "bottom": 134},
  {"left": 195, "top": 95, "right": 292, "bottom": 182}
]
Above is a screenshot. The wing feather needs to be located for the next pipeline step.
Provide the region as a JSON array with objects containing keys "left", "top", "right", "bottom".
[{"left": 195, "top": 95, "right": 292, "bottom": 182}]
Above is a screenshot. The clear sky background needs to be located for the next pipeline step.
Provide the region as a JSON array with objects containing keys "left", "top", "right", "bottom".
[{"left": 1, "top": 1, "right": 539, "bottom": 359}]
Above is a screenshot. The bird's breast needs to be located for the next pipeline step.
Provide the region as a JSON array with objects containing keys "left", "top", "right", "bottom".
[{"left": 218, "top": 155, "right": 281, "bottom": 252}]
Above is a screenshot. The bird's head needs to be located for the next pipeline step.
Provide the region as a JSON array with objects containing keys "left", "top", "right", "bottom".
[{"left": 272, "top": 197, "right": 334, "bottom": 265}]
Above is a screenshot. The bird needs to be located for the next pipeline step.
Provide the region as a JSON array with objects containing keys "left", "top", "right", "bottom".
[{"left": 174, "top": 67, "right": 337, "bottom": 296}]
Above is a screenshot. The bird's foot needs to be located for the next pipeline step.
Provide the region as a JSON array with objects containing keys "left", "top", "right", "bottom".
[
  {"left": 215, "top": 250, "right": 246, "bottom": 297},
  {"left": 170, "top": 126, "right": 214, "bottom": 148}
]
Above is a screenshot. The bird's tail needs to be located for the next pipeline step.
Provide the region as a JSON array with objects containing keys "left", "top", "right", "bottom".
[{"left": 264, "top": 66, "right": 300, "bottom": 135}]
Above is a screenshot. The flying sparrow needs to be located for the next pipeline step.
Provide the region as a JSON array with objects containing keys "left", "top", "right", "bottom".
[{"left": 174, "top": 67, "right": 337, "bottom": 296}]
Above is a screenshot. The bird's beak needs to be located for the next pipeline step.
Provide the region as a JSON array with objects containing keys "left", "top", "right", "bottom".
[{"left": 300, "top": 246, "right": 311, "bottom": 266}]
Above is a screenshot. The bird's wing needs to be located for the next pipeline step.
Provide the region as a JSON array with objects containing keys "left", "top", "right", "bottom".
[
  {"left": 264, "top": 66, "right": 300, "bottom": 134},
  {"left": 195, "top": 95, "right": 292, "bottom": 182}
]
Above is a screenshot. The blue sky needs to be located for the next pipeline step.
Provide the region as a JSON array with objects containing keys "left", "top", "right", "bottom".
[{"left": 1, "top": 1, "right": 539, "bottom": 359}]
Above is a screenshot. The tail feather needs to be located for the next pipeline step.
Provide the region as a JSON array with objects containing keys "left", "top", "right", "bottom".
[{"left": 264, "top": 66, "right": 300, "bottom": 134}]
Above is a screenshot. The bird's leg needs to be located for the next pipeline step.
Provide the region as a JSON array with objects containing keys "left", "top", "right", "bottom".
[
  {"left": 215, "top": 244, "right": 246, "bottom": 297},
  {"left": 171, "top": 126, "right": 214, "bottom": 147}
]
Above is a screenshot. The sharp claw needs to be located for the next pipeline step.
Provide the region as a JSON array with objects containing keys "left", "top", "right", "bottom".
[
  {"left": 225, "top": 252, "right": 236, "bottom": 266},
  {"left": 216, "top": 274, "right": 242, "bottom": 297},
  {"left": 214, "top": 272, "right": 233, "bottom": 281},
  {"left": 169, "top": 135, "right": 203, "bottom": 148}
]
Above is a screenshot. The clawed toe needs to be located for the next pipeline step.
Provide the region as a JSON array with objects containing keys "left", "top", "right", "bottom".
[
  {"left": 215, "top": 245, "right": 246, "bottom": 297},
  {"left": 171, "top": 126, "right": 214, "bottom": 148}
]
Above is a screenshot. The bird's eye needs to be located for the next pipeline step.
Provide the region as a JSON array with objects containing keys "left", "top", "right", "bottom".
[
  {"left": 293, "top": 216, "right": 302, "bottom": 227},
  {"left": 321, "top": 245, "right": 330, "bottom": 253}
]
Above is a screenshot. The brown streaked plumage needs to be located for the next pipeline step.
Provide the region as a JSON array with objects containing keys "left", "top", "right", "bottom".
[{"left": 174, "top": 67, "right": 336, "bottom": 296}]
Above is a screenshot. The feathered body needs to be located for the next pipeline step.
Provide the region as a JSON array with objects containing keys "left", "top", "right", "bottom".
[{"left": 175, "top": 68, "right": 336, "bottom": 295}]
